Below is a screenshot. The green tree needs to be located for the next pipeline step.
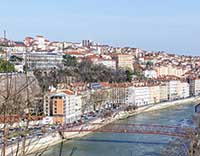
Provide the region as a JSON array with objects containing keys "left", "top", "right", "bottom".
[
  {"left": 63, "top": 54, "right": 77, "bottom": 67},
  {"left": 0, "top": 59, "right": 15, "bottom": 72},
  {"left": 146, "top": 61, "right": 153, "bottom": 66},
  {"left": 125, "top": 70, "right": 133, "bottom": 82}
]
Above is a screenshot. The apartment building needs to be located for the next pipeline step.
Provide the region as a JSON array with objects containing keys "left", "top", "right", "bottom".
[
  {"left": 127, "top": 85, "right": 135, "bottom": 106},
  {"left": 110, "top": 83, "right": 128, "bottom": 107},
  {"left": 166, "top": 80, "right": 180, "bottom": 100},
  {"left": 13, "top": 52, "right": 63, "bottom": 69},
  {"left": 149, "top": 84, "right": 160, "bottom": 104},
  {"left": 189, "top": 78, "right": 200, "bottom": 96},
  {"left": 155, "top": 64, "right": 186, "bottom": 78},
  {"left": 144, "top": 69, "right": 157, "bottom": 78},
  {"left": 44, "top": 90, "right": 82, "bottom": 124},
  {"left": 155, "top": 65, "right": 168, "bottom": 76},
  {"left": 160, "top": 83, "right": 168, "bottom": 102},
  {"left": 112, "top": 54, "right": 134, "bottom": 70},
  {"left": 134, "top": 86, "right": 150, "bottom": 106},
  {"left": 178, "top": 81, "right": 190, "bottom": 98}
]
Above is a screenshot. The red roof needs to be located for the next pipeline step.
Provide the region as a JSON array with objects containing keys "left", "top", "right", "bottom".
[
  {"left": 99, "top": 82, "right": 110, "bottom": 87},
  {"left": 65, "top": 51, "right": 83, "bottom": 55},
  {"left": 62, "top": 90, "right": 74, "bottom": 95},
  {"left": 36, "top": 35, "right": 44, "bottom": 38},
  {"left": 85, "top": 54, "right": 99, "bottom": 60}
]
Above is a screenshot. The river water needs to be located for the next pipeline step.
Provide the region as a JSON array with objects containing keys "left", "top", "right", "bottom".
[{"left": 43, "top": 103, "right": 195, "bottom": 156}]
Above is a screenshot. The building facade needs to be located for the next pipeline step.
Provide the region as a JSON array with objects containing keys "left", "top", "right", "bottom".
[
  {"left": 189, "top": 78, "right": 200, "bottom": 96},
  {"left": 166, "top": 80, "right": 180, "bottom": 100},
  {"left": 14, "top": 52, "right": 63, "bottom": 69},
  {"left": 112, "top": 54, "right": 134, "bottom": 71},
  {"left": 134, "top": 86, "right": 150, "bottom": 106},
  {"left": 44, "top": 90, "right": 82, "bottom": 124},
  {"left": 149, "top": 85, "right": 160, "bottom": 104},
  {"left": 178, "top": 81, "right": 190, "bottom": 98},
  {"left": 159, "top": 83, "right": 168, "bottom": 102}
]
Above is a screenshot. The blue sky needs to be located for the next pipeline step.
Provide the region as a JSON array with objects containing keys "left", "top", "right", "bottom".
[{"left": 0, "top": 0, "right": 200, "bottom": 55}]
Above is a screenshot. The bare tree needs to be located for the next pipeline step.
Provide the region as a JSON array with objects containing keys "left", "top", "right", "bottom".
[{"left": 0, "top": 52, "right": 48, "bottom": 156}]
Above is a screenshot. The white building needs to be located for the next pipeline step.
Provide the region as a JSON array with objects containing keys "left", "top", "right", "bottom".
[
  {"left": 166, "top": 80, "right": 180, "bottom": 100},
  {"left": 126, "top": 85, "right": 135, "bottom": 105},
  {"left": 134, "top": 86, "right": 150, "bottom": 106},
  {"left": 95, "top": 59, "right": 116, "bottom": 69},
  {"left": 34, "top": 35, "right": 49, "bottom": 50},
  {"left": 189, "top": 78, "right": 200, "bottom": 96},
  {"left": 14, "top": 52, "right": 63, "bottom": 69},
  {"left": 179, "top": 81, "right": 190, "bottom": 98},
  {"left": 44, "top": 90, "right": 82, "bottom": 124},
  {"left": 11, "top": 42, "right": 26, "bottom": 53},
  {"left": 144, "top": 69, "right": 157, "bottom": 78}
]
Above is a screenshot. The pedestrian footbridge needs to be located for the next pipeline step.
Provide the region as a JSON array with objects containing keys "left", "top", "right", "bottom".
[{"left": 60, "top": 123, "right": 196, "bottom": 138}]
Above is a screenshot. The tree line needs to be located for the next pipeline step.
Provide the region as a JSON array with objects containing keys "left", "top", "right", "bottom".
[{"left": 34, "top": 54, "right": 132, "bottom": 92}]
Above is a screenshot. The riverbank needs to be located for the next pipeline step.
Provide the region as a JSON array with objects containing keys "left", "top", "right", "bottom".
[
  {"left": 63, "top": 96, "right": 200, "bottom": 139},
  {"left": 121, "top": 96, "right": 200, "bottom": 119},
  {"left": 5, "top": 96, "right": 200, "bottom": 155}
]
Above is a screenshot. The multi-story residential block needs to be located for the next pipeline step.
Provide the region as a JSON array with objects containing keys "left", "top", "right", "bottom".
[
  {"left": 166, "top": 80, "right": 180, "bottom": 100},
  {"left": 127, "top": 85, "right": 135, "bottom": 106},
  {"left": 44, "top": 90, "right": 82, "bottom": 124},
  {"left": 155, "top": 64, "right": 187, "bottom": 78},
  {"left": 148, "top": 84, "right": 160, "bottom": 104},
  {"left": 178, "top": 80, "right": 190, "bottom": 98},
  {"left": 14, "top": 52, "right": 63, "bottom": 69},
  {"left": 134, "top": 86, "right": 150, "bottom": 106},
  {"left": 144, "top": 69, "right": 157, "bottom": 78},
  {"left": 28, "top": 52, "right": 63, "bottom": 69},
  {"left": 110, "top": 83, "right": 128, "bottom": 107},
  {"left": 155, "top": 65, "right": 168, "bottom": 76},
  {"left": 24, "top": 37, "right": 34, "bottom": 47},
  {"left": 11, "top": 41, "right": 26, "bottom": 53},
  {"left": 189, "top": 78, "right": 200, "bottom": 96},
  {"left": 168, "top": 65, "right": 176, "bottom": 76},
  {"left": 34, "top": 35, "right": 50, "bottom": 51},
  {"left": 159, "top": 83, "right": 168, "bottom": 102},
  {"left": 112, "top": 54, "right": 134, "bottom": 71}
]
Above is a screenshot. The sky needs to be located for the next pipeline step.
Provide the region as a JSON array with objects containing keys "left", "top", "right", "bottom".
[{"left": 0, "top": 0, "right": 200, "bottom": 55}]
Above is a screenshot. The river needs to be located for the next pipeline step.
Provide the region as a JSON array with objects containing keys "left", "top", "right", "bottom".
[{"left": 43, "top": 103, "right": 195, "bottom": 156}]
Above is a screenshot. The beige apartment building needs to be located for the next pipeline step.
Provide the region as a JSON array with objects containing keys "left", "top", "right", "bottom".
[
  {"left": 155, "top": 64, "right": 186, "bottom": 78},
  {"left": 177, "top": 80, "right": 190, "bottom": 98},
  {"left": 112, "top": 54, "right": 134, "bottom": 71},
  {"left": 159, "top": 83, "right": 168, "bottom": 102},
  {"left": 149, "top": 84, "right": 160, "bottom": 104},
  {"left": 155, "top": 65, "right": 168, "bottom": 76}
]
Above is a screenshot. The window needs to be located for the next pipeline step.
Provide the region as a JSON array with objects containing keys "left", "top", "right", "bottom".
[{"left": 54, "top": 107, "right": 57, "bottom": 113}]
